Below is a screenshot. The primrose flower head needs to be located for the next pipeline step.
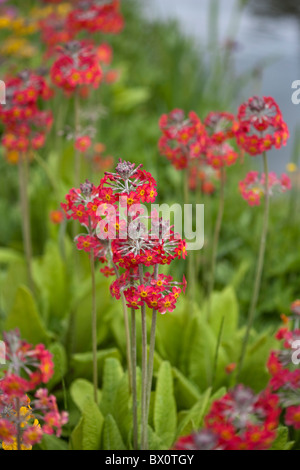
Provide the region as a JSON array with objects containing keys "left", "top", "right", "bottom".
[
  {"left": 239, "top": 171, "right": 292, "bottom": 206},
  {"left": 235, "top": 96, "right": 289, "bottom": 155}
]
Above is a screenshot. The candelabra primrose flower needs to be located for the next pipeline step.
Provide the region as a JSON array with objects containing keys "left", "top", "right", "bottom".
[
  {"left": 235, "top": 96, "right": 289, "bottom": 156},
  {"left": 0, "top": 330, "right": 68, "bottom": 450}
]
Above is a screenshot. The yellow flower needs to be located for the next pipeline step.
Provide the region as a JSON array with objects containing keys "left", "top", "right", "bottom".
[
  {"left": 1, "top": 397, "right": 40, "bottom": 451},
  {"left": 0, "top": 38, "right": 36, "bottom": 58},
  {"left": 286, "top": 162, "right": 298, "bottom": 173},
  {"left": 0, "top": 16, "right": 11, "bottom": 29}
]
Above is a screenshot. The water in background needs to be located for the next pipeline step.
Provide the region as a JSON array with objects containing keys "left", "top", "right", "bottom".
[{"left": 143, "top": 0, "right": 300, "bottom": 172}]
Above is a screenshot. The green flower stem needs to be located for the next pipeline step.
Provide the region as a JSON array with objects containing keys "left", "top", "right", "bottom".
[
  {"left": 18, "top": 153, "right": 34, "bottom": 293},
  {"left": 74, "top": 89, "right": 81, "bottom": 189},
  {"left": 129, "top": 268, "right": 138, "bottom": 450},
  {"left": 146, "top": 264, "right": 159, "bottom": 417},
  {"left": 89, "top": 220, "right": 98, "bottom": 404},
  {"left": 139, "top": 264, "right": 148, "bottom": 450},
  {"left": 130, "top": 305, "right": 138, "bottom": 450},
  {"left": 237, "top": 151, "right": 270, "bottom": 379},
  {"left": 16, "top": 397, "right": 21, "bottom": 451},
  {"left": 207, "top": 166, "right": 226, "bottom": 318},
  {"left": 109, "top": 242, "right": 132, "bottom": 390}
]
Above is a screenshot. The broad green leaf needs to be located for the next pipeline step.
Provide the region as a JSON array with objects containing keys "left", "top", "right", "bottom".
[
  {"left": 33, "top": 240, "right": 70, "bottom": 321},
  {"left": 148, "top": 425, "right": 167, "bottom": 451},
  {"left": 70, "top": 416, "right": 83, "bottom": 450},
  {"left": 81, "top": 397, "right": 104, "bottom": 450},
  {"left": 238, "top": 331, "right": 278, "bottom": 392},
  {"left": 69, "top": 396, "right": 104, "bottom": 450},
  {"left": 176, "top": 388, "right": 211, "bottom": 438},
  {"left": 270, "top": 426, "right": 295, "bottom": 450},
  {"left": 0, "top": 261, "right": 27, "bottom": 314},
  {"left": 71, "top": 348, "right": 121, "bottom": 382},
  {"left": 180, "top": 315, "right": 228, "bottom": 390},
  {"left": 39, "top": 434, "right": 68, "bottom": 451},
  {"left": 100, "top": 357, "right": 124, "bottom": 416},
  {"left": 113, "top": 372, "right": 132, "bottom": 445},
  {"left": 154, "top": 361, "right": 177, "bottom": 448},
  {"left": 70, "top": 379, "right": 101, "bottom": 412},
  {"left": 102, "top": 414, "right": 127, "bottom": 450},
  {"left": 173, "top": 367, "right": 201, "bottom": 410},
  {"left": 208, "top": 286, "right": 239, "bottom": 340},
  {"left": 112, "top": 86, "right": 150, "bottom": 112},
  {"left": 5, "top": 286, "right": 51, "bottom": 345},
  {"left": 0, "top": 248, "right": 23, "bottom": 264},
  {"left": 47, "top": 342, "right": 67, "bottom": 390}
]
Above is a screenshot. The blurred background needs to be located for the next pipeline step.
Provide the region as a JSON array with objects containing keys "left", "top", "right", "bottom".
[{"left": 144, "top": 0, "right": 300, "bottom": 172}]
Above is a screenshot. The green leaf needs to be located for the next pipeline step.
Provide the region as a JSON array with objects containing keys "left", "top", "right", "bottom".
[
  {"left": 148, "top": 425, "right": 167, "bottom": 450},
  {"left": 39, "top": 434, "right": 68, "bottom": 450},
  {"left": 180, "top": 316, "right": 228, "bottom": 390},
  {"left": 47, "top": 342, "right": 67, "bottom": 390},
  {"left": 70, "top": 396, "right": 104, "bottom": 450},
  {"left": 81, "top": 397, "right": 104, "bottom": 450},
  {"left": 70, "top": 378, "right": 101, "bottom": 412},
  {"left": 154, "top": 361, "right": 177, "bottom": 448},
  {"left": 113, "top": 372, "right": 132, "bottom": 445},
  {"left": 208, "top": 286, "right": 239, "bottom": 340},
  {"left": 100, "top": 357, "right": 124, "bottom": 416},
  {"left": 5, "top": 286, "right": 51, "bottom": 345},
  {"left": 176, "top": 388, "right": 211, "bottom": 438},
  {"left": 102, "top": 414, "right": 127, "bottom": 450},
  {"left": 270, "top": 426, "right": 295, "bottom": 450},
  {"left": 33, "top": 240, "right": 70, "bottom": 320},
  {"left": 172, "top": 367, "right": 201, "bottom": 410},
  {"left": 71, "top": 348, "right": 121, "bottom": 382},
  {"left": 0, "top": 248, "right": 23, "bottom": 264},
  {"left": 239, "top": 331, "right": 278, "bottom": 392},
  {"left": 112, "top": 86, "right": 150, "bottom": 112}
]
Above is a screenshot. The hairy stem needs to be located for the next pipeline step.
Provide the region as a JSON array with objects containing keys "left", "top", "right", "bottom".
[
  {"left": 146, "top": 264, "right": 159, "bottom": 416},
  {"left": 18, "top": 153, "right": 34, "bottom": 292},
  {"left": 129, "top": 268, "right": 138, "bottom": 450},
  {"left": 109, "top": 243, "right": 132, "bottom": 390},
  {"left": 237, "top": 152, "right": 269, "bottom": 379},
  {"left": 207, "top": 166, "right": 225, "bottom": 318},
  {"left": 89, "top": 219, "right": 98, "bottom": 403},
  {"left": 74, "top": 89, "right": 81, "bottom": 189},
  {"left": 139, "top": 264, "right": 148, "bottom": 450}
]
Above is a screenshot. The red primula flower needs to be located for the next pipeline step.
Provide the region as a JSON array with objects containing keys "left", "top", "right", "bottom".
[
  {"left": 50, "top": 40, "right": 102, "bottom": 95},
  {"left": 235, "top": 96, "right": 289, "bottom": 155}
]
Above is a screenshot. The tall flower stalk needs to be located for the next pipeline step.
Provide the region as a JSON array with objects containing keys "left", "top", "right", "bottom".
[
  {"left": 99, "top": 159, "right": 187, "bottom": 449},
  {"left": 18, "top": 153, "right": 34, "bottom": 293},
  {"left": 235, "top": 96, "right": 290, "bottom": 377}
]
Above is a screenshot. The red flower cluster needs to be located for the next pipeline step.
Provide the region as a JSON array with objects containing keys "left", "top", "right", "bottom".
[
  {"left": 61, "top": 180, "right": 109, "bottom": 263},
  {"left": 67, "top": 0, "right": 124, "bottom": 35},
  {"left": 158, "top": 109, "right": 208, "bottom": 170},
  {"left": 62, "top": 158, "right": 187, "bottom": 315},
  {"left": 175, "top": 385, "right": 280, "bottom": 450},
  {"left": 0, "top": 330, "right": 68, "bottom": 449},
  {"left": 0, "top": 71, "right": 53, "bottom": 161},
  {"left": 204, "top": 111, "right": 235, "bottom": 145},
  {"left": 206, "top": 142, "right": 238, "bottom": 169},
  {"left": 266, "top": 310, "right": 300, "bottom": 431},
  {"left": 239, "top": 170, "right": 292, "bottom": 206},
  {"left": 1, "top": 330, "right": 54, "bottom": 392},
  {"left": 235, "top": 96, "right": 289, "bottom": 156},
  {"left": 50, "top": 40, "right": 102, "bottom": 94},
  {"left": 40, "top": 12, "right": 75, "bottom": 56},
  {"left": 110, "top": 271, "right": 186, "bottom": 314}
]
